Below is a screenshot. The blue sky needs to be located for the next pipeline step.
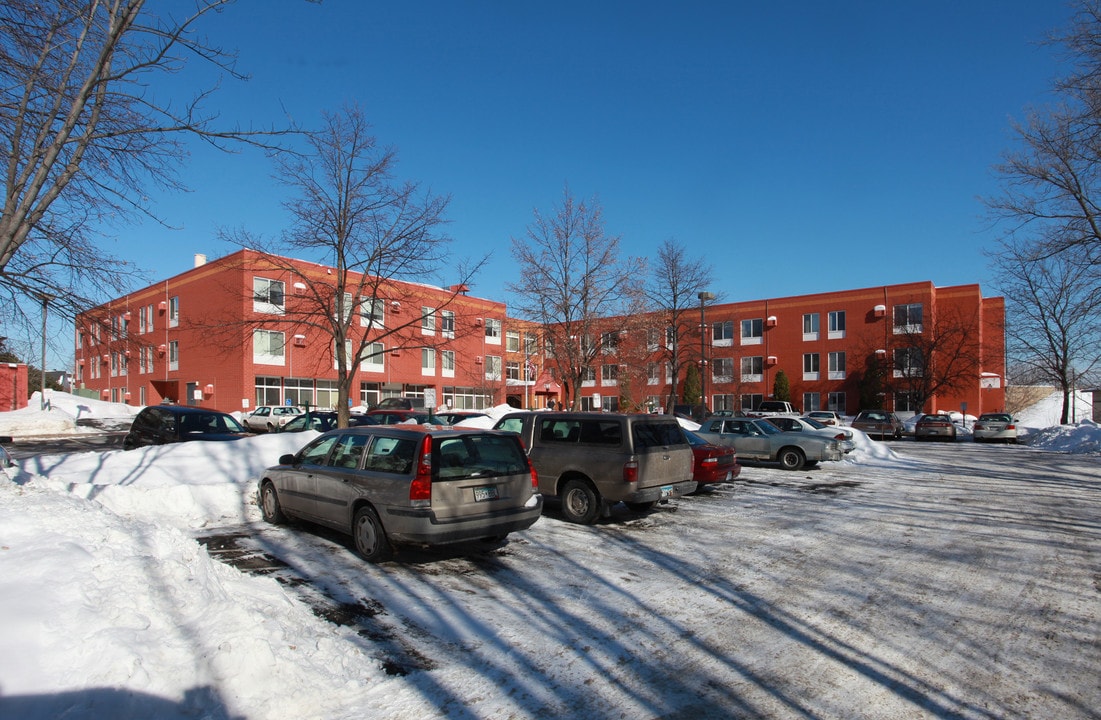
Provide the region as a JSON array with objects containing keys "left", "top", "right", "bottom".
[{"left": 122, "top": 1, "right": 1072, "bottom": 311}]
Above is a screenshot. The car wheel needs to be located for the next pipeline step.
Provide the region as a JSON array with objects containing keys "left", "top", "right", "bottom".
[
  {"left": 353, "top": 506, "right": 392, "bottom": 563},
  {"left": 560, "top": 479, "right": 602, "bottom": 524},
  {"left": 625, "top": 500, "right": 657, "bottom": 512},
  {"left": 778, "top": 447, "right": 805, "bottom": 471},
  {"left": 267, "top": 422, "right": 276, "bottom": 432},
  {"left": 259, "top": 481, "right": 286, "bottom": 524}
]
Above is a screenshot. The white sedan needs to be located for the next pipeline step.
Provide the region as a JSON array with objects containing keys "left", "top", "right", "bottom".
[
  {"left": 244, "top": 405, "right": 305, "bottom": 432},
  {"left": 972, "top": 413, "right": 1018, "bottom": 444},
  {"left": 766, "top": 416, "right": 857, "bottom": 453}
]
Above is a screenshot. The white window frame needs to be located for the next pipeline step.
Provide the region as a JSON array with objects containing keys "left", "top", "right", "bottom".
[
  {"left": 253, "top": 330, "right": 285, "bottom": 366},
  {"left": 484, "top": 318, "right": 502, "bottom": 345},
  {"left": 741, "top": 318, "right": 763, "bottom": 345},
  {"left": 440, "top": 310, "right": 455, "bottom": 338},
  {"left": 442, "top": 350, "right": 456, "bottom": 378},
  {"left": 600, "top": 364, "right": 618, "bottom": 386},
  {"left": 712, "top": 320, "right": 734, "bottom": 348},
  {"left": 828, "top": 351, "right": 846, "bottom": 380},
  {"left": 360, "top": 298, "right": 385, "bottom": 328},
  {"left": 253, "top": 277, "right": 286, "bottom": 315},
  {"left": 506, "top": 330, "right": 520, "bottom": 353},
  {"left": 361, "top": 341, "right": 385, "bottom": 373},
  {"left": 828, "top": 310, "right": 846, "bottom": 340},
  {"left": 484, "top": 354, "right": 502, "bottom": 381},
  {"left": 421, "top": 306, "right": 436, "bottom": 335},
  {"left": 803, "top": 352, "right": 820, "bottom": 381},
  {"left": 168, "top": 340, "right": 180, "bottom": 371},
  {"left": 893, "top": 303, "right": 923, "bottom": 334},
  {"left": 712, "top": 357, "right": 734, "bottom": 383},
  {"left": 802, "top": 313, "right": 819, "bottom": 341},
  {"left": 421, "top": 348, "right": 436, "bottom": 376},
  {"left": 168, "top": 297, "right": 179, "bottom": 328},
  {"left": 741, "top": 356, "right": 763, "bottom": 383}
]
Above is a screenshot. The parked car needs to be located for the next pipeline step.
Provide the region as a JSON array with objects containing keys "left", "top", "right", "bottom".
[
  {"left": 374, "top": 397, "right": 428, "bottom": 411},
  {"left": 850, "top": 410, "right": 904, "bottom": 440},
  {"left": 695, "top": 416, "right": 843, "bottom": 470},
  {"left": 280, "top": 412, "right": 379, "bottom": 433},
  {"left": 972, "top": 413, "right": 1018, "bottom": 444},
  {"left": 123, "top": 405, "right": 251, "bottom": 449},
  {"left": 365, "top": 409, "right": 435, "bottom": 425},
  {"left": 806, "top": 410, "right": 844, "bottom": 426},
  {"left": 0, "top": 437, "right": 13, "bottom": 480},
  {"left": 914, "top": 413, "right": 958, "bottom": 442},
  {"left": 746, "top": 400, "right": 800, "bottom": 418},
  {"left": 259, "top": 425, "right": 543, "bottom": 562},
  {"left": 493, "top": 411, "right": 696, "bottom": 524},
  {"left": 683, "top": 429, "right": 741, "bottom": 486},
  {"left": 672, "top": 404, "right": 711, "bottom": 423},
  {"left": 243, "top": 405, "right": 305, "bottom": 432},
  {"left": 765, "top": 416, "right": 856, "bottom": 453},
  {"left": 434, "top": 410, "right": 490, "bottom": 426}
]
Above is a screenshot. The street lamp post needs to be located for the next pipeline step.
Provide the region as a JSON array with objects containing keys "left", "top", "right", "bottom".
[
  {"left": 39, "top": 292, "right": 55, "bottom": 410},
  {"left": 698, "top": 291, "right": 715, "bottom": 411}
]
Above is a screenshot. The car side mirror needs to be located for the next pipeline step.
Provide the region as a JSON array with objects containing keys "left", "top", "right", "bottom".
[{"left": 279, "top": 454, "right": 296, "bottom": 466}]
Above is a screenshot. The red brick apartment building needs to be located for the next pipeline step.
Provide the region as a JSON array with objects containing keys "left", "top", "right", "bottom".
[
  {"left": 74, "top": 250, "right": 1004, "bottom": 418},
  {"left": 73, "top": 250, "right": 539, "bottom": 414},
  {"left": 586, "top": 281, "right": 1004, "bottom": 418}
]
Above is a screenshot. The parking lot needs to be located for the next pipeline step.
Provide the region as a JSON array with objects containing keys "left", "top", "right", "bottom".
[{"left": 182, "top": 439, "right": 1101, "bottom": 719}]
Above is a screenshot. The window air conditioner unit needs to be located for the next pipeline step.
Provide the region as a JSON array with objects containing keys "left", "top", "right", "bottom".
[
  {"left": 293, "top": 335, "right": 306, "bottom": 347},
  {"left": 475, "top": 318, "right": 484, "bottom": 327},
  {"left": 873, "top": 304, "right": 886, "bottom": 317},
  {"left": 157, "top": 344, "right": 166, "bottom": 355},
  {"left": 475, "top": 356, "right": 484, "bottom": 365},
  {"left": 767, "top": 355, "right": 778, "bottom": 365},
  {"left": 158, "top": 301, "right": 166, "bottom": 312},
  {"left": 876, "top": 348, "right": 887, "bottom": 357},
  {"left": 390, "top": 348, "right": 401, "bottom": 356},
  {"left": 390, "top": 300, "right": 401, "bottom": 313},
  {"left": 294, "top": 282, "right": 307, "bottom": 295},
  {"left": 766, "top": 316, "right": 777, "bottom": 327}
]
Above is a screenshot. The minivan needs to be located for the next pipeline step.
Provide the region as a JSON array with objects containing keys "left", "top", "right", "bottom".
[
  {"left": 258, "top": 425, "right": 543, "bottom": 561},
  {"left": 493, "top": 412, "right": 696, "bottom": 524}
]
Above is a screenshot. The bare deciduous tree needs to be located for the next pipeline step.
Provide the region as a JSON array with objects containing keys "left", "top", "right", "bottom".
[
  {"left": 886, "top": 304, "right": 983, "bottom": 413},
  {"left": 641, "top": 238, "right": 716, "bottom": 411},
  {"left": 0, "top": 0, "right": 283, "bottom": 330},
  {"left": 989, "top": 239, "right": 1101, "bottom": 423},
  {"left": 508, "top": 187, "right": 643, "bottom": 410},
  {"left": 221, "top": 105, "right": 469, "bottom": 427}
]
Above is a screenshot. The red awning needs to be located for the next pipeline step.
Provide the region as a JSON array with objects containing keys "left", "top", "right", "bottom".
[{"left": 533, "top": 370, "right": 561, "bottom": 395}]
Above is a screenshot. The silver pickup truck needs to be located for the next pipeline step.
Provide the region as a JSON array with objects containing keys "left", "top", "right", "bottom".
[{"left": 493, "top": 411, "right": 697, "bottom": 524}]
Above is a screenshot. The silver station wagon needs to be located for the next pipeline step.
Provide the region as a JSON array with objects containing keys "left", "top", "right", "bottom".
[{"left": 258, "top": 425, "right": 543, "bottom": 562}]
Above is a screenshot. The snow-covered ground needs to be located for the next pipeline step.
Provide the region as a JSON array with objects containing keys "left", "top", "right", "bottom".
[{"left": 1, "top": 390, "right": 1099, "bottom": 719}]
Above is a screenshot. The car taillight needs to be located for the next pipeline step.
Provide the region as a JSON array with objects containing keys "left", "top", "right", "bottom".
[
  {"left": 833, "top": 433, "right": 846, "bottom": 441},
  {"left": 528, "top": 458, "right": 539, "bottom": 490},
  {"left": 700, "top": 456, "right": 717, "bottom": 465},
  {"left": 623, "top": 459, "right": 638, "bottom": 483},
  {"left": 974, "top": 423, "right": 985, "bottom": 430},
  {"left": 409, "top": 435, "right": 433, "bottom": 506},
  {"left": 1006, "top": 424, "right": 1015, "bottom": 430}
]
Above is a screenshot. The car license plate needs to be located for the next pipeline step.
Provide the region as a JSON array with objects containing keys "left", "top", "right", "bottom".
[
  {"left": 660, "top": 484, "right": 673, "bottom": 499},
  {"left": 473, "top": 486, "right": 498, "bottom": 502}
]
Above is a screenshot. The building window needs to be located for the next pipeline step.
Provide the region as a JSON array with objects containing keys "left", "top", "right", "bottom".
[
  {"left": 524, "top": 332, "right": 538, "bottom": 355},
  {"left": 712, "top": 320, "right": 734, "bottom": 347},
  {"left": 803, "top": 392, "right": 821, "bottom": 412},
  {"left": 828, "top": 310, "right": 846, "bottom": 339},
  {"left": 360, "top": 298, "right": 385, "bottom": 328},
  {"left": 647, "top": 328, "right": 661, "bottom": 352},
  {"left": 600, "top": 331, "right": 619, "bottom": 355},
  {"left": 582, "top": 366, "right": 596, "bottom": 386},
  {"left": 895, "top": 391, "right": 921, "bottom": 412},
  {"left": 361, "top": 341, "right": 385, "bottom": 372},
  {"left": 485, "top": 318, "right": 502, "bottom": 344},
  {"left": 484, "top": 355, "right": 502, "bottom": 381},
  {"left": 741, "top": 356, "right": 763, "bottom": 382},
  {"left": 601, "top": 364, "right": 618, "bottom": 385},
  {"left": 421, "top": 306, "right": 436, "bottom": 334},
  {"left": 168, "top": 340, "right": 179, "bottom": 371},
  {"left": 421, "top": 348, "right": 436, "bottom": 376},
  {"left": 253, "top": 330, "right": 285, "bottom": 365},
  {"left": 802, "top": 313, "right": 819, "bottom": 341},
  {"left": 712, "top": 357, "right": 734, "bottom": 383},
  {"left": 110, "top": 352, "right": 119, "bottom": 377},
  {"left": 506, "top": 361, "right": 521, "bottom": 381},
  {"left": 506, "top": 330, "right": 520, "bottom": 352},
  {"left": 647, "top": 362, "right": 660, "bottom": 385},
  {"left": 893, "top": 303, "right": 923, "bottom": 334},
  {"left": 168, "top": 296, "right": 179, "bottom": 328},
  {"left": 741, "top": 318, "right": 763, "bottom": 345},
  {"left": 803, "top": 353, "right": 820, "bottom": 381},
  {"left": 740, "top": 394, "right": 763, "bottom": 412},
  {"left": 713, "top": 394, "right": 735, "bottom": 413},
  {"left": 828, "top": 392, "right": 846, "bottom": 413},
  {"left": 253, "top": 278, "right": 285, "bottom": 314},
  {"left": 894, "top": 347, "right": 924, "bottom": 377},
  {"left": 442, "top": 350, "right": 455, "bottom": 378},
  {"left": 828, "top": 351, "right": 846, "bottom": 380},
  {"left": 440, "top": 310, "right": 455, "bottom": 338}
]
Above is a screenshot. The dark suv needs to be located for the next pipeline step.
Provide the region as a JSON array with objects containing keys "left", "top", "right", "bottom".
[
  {"left": 122, "top": 405, "right": 251, "bottom": 449},
  {"left": 493, "top": 411, "right": 696, "bottom": 524},
  {"left": 259, "top": 425, "right": 543, "bottom": 561}
]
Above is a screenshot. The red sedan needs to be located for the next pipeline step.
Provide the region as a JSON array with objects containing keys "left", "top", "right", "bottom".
[{"left": 684, "top": 429, "right": 741, "bottom": 485}]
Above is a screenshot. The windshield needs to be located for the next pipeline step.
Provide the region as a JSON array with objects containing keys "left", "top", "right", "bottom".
[{"left": 802, "top": 417, "right": 828, "bottom": 429}]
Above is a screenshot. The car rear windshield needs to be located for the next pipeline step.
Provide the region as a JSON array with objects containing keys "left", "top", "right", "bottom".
[
  {"left": 631, "top": 422, "right": 687, "bottom": 451},
  {"left": 436, "top": 434, "right": 529, "bottom": 480}
]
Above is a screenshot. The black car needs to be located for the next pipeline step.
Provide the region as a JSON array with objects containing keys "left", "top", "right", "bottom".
[
  {"left": 122, "top": 405, "right": 251, "bottom": 449},
  {"left": 280, "top": 412, "right": 379, "bottom": 433}
]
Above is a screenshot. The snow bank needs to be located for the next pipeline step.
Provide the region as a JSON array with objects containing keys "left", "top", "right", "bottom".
[{"left": 0, "top": 389, "right": 141, "bottom": 438}]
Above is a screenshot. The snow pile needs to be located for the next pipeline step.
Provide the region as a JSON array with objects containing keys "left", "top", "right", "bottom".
[
  {"left": 0, "top": 389, "right": 140, "bottom": 438},
  {"left": 1025, "top": 419, "right": 1101, "bottom": 454},
  {"left": 1015, "top": 389, "right": 1094, "bottom": 429}
]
